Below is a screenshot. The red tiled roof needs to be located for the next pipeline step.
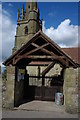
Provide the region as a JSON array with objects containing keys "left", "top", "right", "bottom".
[{"left": 62, "top": 47, "right": 80, "bottom": 64}]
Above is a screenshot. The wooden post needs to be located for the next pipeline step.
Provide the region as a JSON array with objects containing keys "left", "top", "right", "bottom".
[{"left": 42, "top": 75, "right": 45, "bottom": 86}]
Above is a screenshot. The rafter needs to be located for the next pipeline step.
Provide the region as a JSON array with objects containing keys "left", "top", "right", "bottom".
[
  {"left": 31, "top": 43, "right": 56, "bottom": 56},
  {"left": 4, "top": 31, "right": 78, "bottom": 68},
  {"left": 25, "top": 43, "right": 49, "bottom": 56}
]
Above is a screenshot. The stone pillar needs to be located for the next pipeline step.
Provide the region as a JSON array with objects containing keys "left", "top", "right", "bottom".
[
  {"left": 5, "top": 65, "right": 15, "bottom": 108},
  {"left": 63, "top": 68, "right": 79, "bottom": 113}
]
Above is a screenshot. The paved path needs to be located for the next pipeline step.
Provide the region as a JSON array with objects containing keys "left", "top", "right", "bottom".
[
  {"left": 2, "top": 109, "right": 78, "bottom": 118},
  {"left": 2, "top": 100, "right": 78, "bottom": 118},
  {"left": 16, "top": 100, "right": 65, "bottom": 112}
]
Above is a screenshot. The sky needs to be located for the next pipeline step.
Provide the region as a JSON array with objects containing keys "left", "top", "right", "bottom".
[{"left": 0, "top": 1, "right": 79, "bottom": 68}]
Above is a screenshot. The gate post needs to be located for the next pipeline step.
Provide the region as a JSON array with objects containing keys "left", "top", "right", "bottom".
[
  {"left": 5, "top": 65, "right": 15, "bottom": 108},
  {"left": 42, "top": 75, "right": 45, "bottom": 86},
  {"left": 63, "top": 68, "right": 79, "bottom": 113}
]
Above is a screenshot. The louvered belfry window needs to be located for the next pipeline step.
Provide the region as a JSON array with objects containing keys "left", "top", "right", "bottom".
[{"left": 25, "top": 26, "right": 28, "bottom": 34}]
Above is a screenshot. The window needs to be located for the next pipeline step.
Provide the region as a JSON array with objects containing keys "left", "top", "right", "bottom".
[
  {"left": 25, "top": 26, "right": 28, "bottom": 34},
  {"left": 28, "top": 5, "right": 30, "bottom": 9}
]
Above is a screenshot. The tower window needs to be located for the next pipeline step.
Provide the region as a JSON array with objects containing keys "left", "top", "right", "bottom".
[
  {"left": 28, "top": 5, "right": 30, "bottom": 9},
  {"left": 25, "top": 26, "right": 28, "bottom": 34}
]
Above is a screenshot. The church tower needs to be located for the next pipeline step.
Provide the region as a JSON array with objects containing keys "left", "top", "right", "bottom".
[{"left": 12, "top": 0, "right": 42, "bottom": 53}]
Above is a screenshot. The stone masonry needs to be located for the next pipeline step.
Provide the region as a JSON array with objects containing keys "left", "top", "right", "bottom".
[
  {"left": 63, "top": 67, "right": 80, "bottom": 113},
  {"left": 4, "top": 65, "right": 15, "bottom": 108}
]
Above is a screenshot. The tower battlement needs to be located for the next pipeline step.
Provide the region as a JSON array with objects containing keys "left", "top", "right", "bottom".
[{"left": 12, "top": 1, "right": 42, "bottom": 54}]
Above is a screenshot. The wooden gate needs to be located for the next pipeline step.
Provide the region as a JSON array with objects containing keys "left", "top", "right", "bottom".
[{"left": 24, "top": 76, "right": 63, "bottom": 101}]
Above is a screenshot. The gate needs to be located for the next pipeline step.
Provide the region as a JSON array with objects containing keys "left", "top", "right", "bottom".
[{"left": 24, "top": 76, "right": 63, "bottom": 101}]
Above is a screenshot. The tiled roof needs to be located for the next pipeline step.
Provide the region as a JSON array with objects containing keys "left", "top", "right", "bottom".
[{"left": 62, "top": 47, "right": 80, "bottom": 64}]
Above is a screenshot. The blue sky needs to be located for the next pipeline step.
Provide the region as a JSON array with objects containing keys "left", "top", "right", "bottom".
[
  {"left": 1, "top": 2, "right": 78, "bottom": 67},
  {"left": 2, "top": 2, "right": 78, "bottom": 28}
]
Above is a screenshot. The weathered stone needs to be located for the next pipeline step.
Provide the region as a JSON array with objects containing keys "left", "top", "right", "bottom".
[
  {"left": 4, "top": 65, "right": 15, "bottom": 109},
  {"left": 12, "top": 2, "right": 41, "bottom": 54},
  {"left": 27, "top": 64, "right": 62, "bottom": 86},
  {"left": 63, "top": 68, "right": 79, "bottom": 114}
]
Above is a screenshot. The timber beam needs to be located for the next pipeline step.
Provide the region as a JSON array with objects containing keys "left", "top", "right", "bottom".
[
  {"left": 25, "top": 43, "right": 49, "bottom": 56},
  {"left": 31, "top": 43, "right": 56, "bottom": 56},
  {"left": 41, "top": 62, "right": 55, "bottom": 76},
  {"left": 24, "top": 55, "right": 65, "bottom": 59}
]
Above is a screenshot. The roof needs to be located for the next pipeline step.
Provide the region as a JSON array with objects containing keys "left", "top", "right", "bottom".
[
  {"left": 62, "top": 48, "right": 80, "bottom": 64},
  {"left": 3, "top": 30, "right": 79, "bottom": 67}
]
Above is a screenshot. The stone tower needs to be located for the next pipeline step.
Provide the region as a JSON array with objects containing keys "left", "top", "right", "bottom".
[{"left": 12, "top": 0, "right": 42, "bottom": 53}]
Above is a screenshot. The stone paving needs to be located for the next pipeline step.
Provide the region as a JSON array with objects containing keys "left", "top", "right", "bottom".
[
  {"left": 15, "top": 100, "right": 65, "bottom": 113},
  {"left": 2, "top": 100, "right": 78, "bottom": 118}
]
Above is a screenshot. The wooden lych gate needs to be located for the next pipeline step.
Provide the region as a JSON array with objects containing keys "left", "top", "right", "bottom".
[{"left": 4, "top": 31, "right": 78, "bottom": 105}]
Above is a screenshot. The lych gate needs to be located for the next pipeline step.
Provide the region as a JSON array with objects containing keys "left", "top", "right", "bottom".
[
  {"left": 3, "top": 1, "right": 79, "bottom": 114},
  {"left": 4, "top": 31, "right": 78, "bottom": 107}
]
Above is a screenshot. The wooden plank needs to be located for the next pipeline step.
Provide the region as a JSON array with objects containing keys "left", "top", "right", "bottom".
[{"left": 25, "top": 55, "right": 65, "bottom": 59}]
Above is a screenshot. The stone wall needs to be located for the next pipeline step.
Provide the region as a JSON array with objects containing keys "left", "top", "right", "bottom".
[
  {"left": 63, "top": 67, "right": 80, "bottom": 113},
  {"left": 5, "top": 65, "right": 15, "bottom": 108},
  {"left": 27, "top": 64, "right": 62, "bottom": 76},
  {"left": 27, "top": 64, "right": 62, "bottom": 86}
]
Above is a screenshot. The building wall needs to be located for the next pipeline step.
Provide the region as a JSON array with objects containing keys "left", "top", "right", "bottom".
[
  {"left": 63, "top": 67, "right": 80, "bottom": 113},
  {"left": 4, "top": 65, "right": 15, "bottom": 108},
  {"left": 12, "top": 21, "right": 34, "bottom": 53},
  {"left": 27, "top": 64, "right": 62, "bottom": 86}
]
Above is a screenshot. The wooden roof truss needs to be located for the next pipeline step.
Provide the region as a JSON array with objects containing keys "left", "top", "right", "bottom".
[{"left": 4, "top": 31, "right": 78, "bottom": 72}]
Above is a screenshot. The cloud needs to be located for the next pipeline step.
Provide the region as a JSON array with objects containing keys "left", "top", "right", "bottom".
[
  {"left": 1, "top": 9, "right": 16, "bottom": 66},
  {"left": 8, "top": 3, "right": 13, "bottom": 7},
  {"left": 2, "top": 9, "right": 11, "bottom": 17},
  {"left": 42, "top": 19, "right": 78, "bottom": 48}
]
